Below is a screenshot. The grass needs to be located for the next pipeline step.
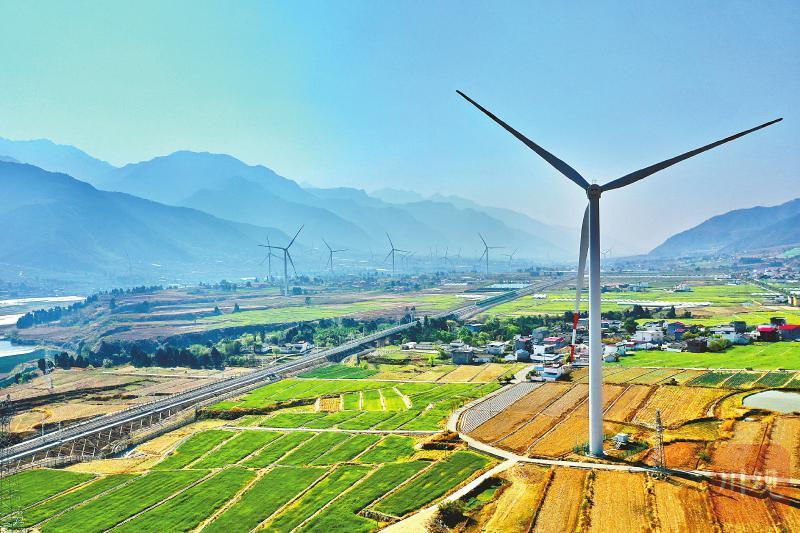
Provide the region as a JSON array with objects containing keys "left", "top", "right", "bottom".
[
  {"left": 312, "top": 434, "right": 382, "bottom": 465},
  {"left": 299, "top": 365, "right": 377, "bottom": 379},
  {"left": 298, "top": 461, "right": 429, "bottom": 532},
  {"left": 20, "top": 474, "right": 136, "bottom": 528},
  {"left": 43, "top": 470, "right": 207, "bottom": 533},
  {"left": 203, "top": 466, "right": 327, "bottom": 533},
  {"left": 373, "top": 451, "right": 492, "bottom": 517},
  {"left": 612, "top": 342, "right": 800, "bottom": 370},
  {"left": 358, "top": 436, "right": 417, "bottom": 464},
  {"left": 4, "top": 469, "right": 94, "bottom": 510},
  {"left": 243, "top": 432, "right": 315, "bottom": 468},
  {"left": 191, "top": 431, "right": 281, "bottom": 468},
  {"left": 155, "top": 430, "right": 234, "bottom": 469},
  {"left": 264, "top": 465, "right": 372, "bottom": 531},
  {"left": 280, "top": 432, "right": 352, "bottom": 466},
  {"left": 115, "top": 467, "right": 255, "bottom": 532}
]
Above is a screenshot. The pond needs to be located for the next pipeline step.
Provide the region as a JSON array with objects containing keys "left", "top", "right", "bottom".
[{"left": 743, "top": 390, "right": 800, "bottom": 414}]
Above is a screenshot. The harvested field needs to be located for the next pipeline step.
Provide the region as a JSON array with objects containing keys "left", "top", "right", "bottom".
[
  {"left": 531, "top": 467, "right": 586, "bottom": 532},
  {"left": 541, "top": 384, "right": 588, "bottom": 417},
  {"left": 633, "top": 386, "right": 727, "bottom": 428},
  {"left": 458, "top": 382, "right": 539, "bottom": 433},
  {"left": 318, "top": 396, "right": 341, "bottom": 412},
  {"left": 651, "top": 477, "right": 714, "bottom": 533},
  {"left": 439, "top": 364, "right": 485, "bottom": 382},
  {"left": 497, "top": 415, "right": 558, "bottom": 453},
  {"left": 629, "top": 368, "right": 680, "bottom": 385},
  {"left": 709, "top": 484, "right": 777, "bottom": 532},
  {"left": 605, "top": 385, "right": 653, "bottom": 422},
  {"left": 415, "top": 366, "right": 456, "bottom": 381},
  {"left": 589, "top": 471, "right": 648, "bottom": 533},
  {"left": 469, "top": 383, "right": 570, "bottom": 443},
  {"left": 762, "top": 416, "right": 800, "bottom": 479},
  {"left": 709, "top": 419, "right": 768, "bottom": 475},
  {"left": 470, "top": 363, "right": 520, "bottom": 383},
  {"left": 603, "top": 367, "right": 654, "bottom": 384},
  {"left": 483, "top": 464, "right": 550, "bottom": 532},
  {"left": 772, "top": 494, "right": 800, "bottom": 531},
  {"left": 648, "top": 441, "right": 705, "bottom": 469},
  {"left": 668, "top": 369, "right": 710, "bottom": 384}
]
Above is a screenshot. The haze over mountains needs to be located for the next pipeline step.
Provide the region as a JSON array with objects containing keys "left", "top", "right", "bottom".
[{"left": 1, "top": 135, "right": 798, "bottom": 285}]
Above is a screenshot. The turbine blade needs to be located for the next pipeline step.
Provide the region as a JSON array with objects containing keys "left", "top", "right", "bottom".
[
  {"left": 386, "top": 233, "right": 394, "bottom": 249},
  {"left": 602, "top": 118, "right": 783, "bottom": 192},
  {"left": 457, "top": 90, "right": 590, "bottom": 190},
  {"left": 259, "top": 255, "right": 268, "bottom": 266},
  {"left": 574, "top": 204, "right": 589, "bottom": 315},
  {"left": 384, "top": 250, "right": 393, "bottom": 262},
  {"left": 322, "top": 238, "right": 332, "bottom": 251},
  {"left": 288, "top": 225, "right": 304, "bottom": 248},
  {"left": 287, "top": 251, "right": 297, "bottom": 276},
  {"left": 478, "top": 233, "right": 487, "bottom": 247}
]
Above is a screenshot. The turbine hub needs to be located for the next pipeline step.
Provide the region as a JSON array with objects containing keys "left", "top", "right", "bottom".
[{"left": 586, "top": 184, "right": 602, "bottom": 200}]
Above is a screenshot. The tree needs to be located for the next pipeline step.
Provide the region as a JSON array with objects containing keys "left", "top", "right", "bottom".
[
  {"left": 623, "top": 318, "right": 638, "bottom": 335},
  {"left": 665, "top": 306, "right": 677, "bottom": 319},
  {"left": 37, "top": 358, "right": 47, "bottom": 373},
  {"left": 233, "top": 303, "right": 241, "bottom": 313}
]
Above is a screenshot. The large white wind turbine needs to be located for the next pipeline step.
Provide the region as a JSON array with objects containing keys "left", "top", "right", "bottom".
[
  {"left": 458, "top": 89, "right": 781, "bottom": 456},
  {"left": 478, "top": 233, "right": 502, "bottom": 275},
  {"left": 385, "top": 233, "right": 409, "bottom": 276},
  {"left": 261, "top": 225, "right": 303, "bottom": 296}
]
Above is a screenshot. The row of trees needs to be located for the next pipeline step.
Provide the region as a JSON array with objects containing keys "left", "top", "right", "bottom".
[{"left": 15, "top": 295, "right": 98, "bottom": 328}]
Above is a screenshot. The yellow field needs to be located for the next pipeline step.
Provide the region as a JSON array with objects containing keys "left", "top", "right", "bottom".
[
  {"left": 470, "top": 363, "right": 522, "bottom": 383},
  {"left": 651, "top": 477, "right": 715, "bottom": 533},
  {"left": 439, "top": 364, "right": 485, "bottom": 382},
  {"left": 667, "top": 369, "right": 709, "bottom": 384},
  {"left": 632, "top": 386, "right": 727, "bottom": 428},
  {"left": 498, "top": 415, "right": 558, "bottom": 454},
  {"left": 318, "top": 396, "right": 341, "bottom": 411},
  {"left": 531, "top": 468, "right": 586, "bottom": 532},
  {"left": 605, "top": 384, "right": 653, "bottom": 422},
  {"left": 471, "top": 384, "right": 569, "bottom": 443},
  {"left": 762, "top": 416, "right": 800, "bottom": 479},
  {"left": 709, "top": 419, "right": 768, "bottom": 475},
  {"left": 630, "top": 368, "right": 681, "bottom": 385},
  {"left": 603, "top": 367, "right": 655, "bottom": 384},
  {"left": 589, "top": 471, "right": 648, "bottom": 532},
  {"left": 709, "top": 485, "right": 777, "bottom": 532},
  {"left": 541, "top": 384, "right": 588, "bottom": 417},
  {"left": 483, "top": 465, "right": 550, "bottom": 532}
]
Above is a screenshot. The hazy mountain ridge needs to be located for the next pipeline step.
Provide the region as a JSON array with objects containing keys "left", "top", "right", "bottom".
[
  {"left": 0, "top": 162, "right": 289, "bottom": 280},
  {"left": 650, "top": 198, "right": 800, "bottom": 256}
]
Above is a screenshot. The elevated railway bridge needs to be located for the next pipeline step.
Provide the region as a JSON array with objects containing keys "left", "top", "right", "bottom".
[{"left": 0, "top": 278, "right": 565, "bottom": 473}]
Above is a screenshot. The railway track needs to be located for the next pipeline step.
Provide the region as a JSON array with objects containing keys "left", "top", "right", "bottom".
[{"left": 0, "top": 277, "right": 565, "bottom": 469}]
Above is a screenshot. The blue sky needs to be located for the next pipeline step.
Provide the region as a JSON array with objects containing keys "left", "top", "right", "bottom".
[{"left": 0, "top": 1, "right": 797, "bottom": 250}]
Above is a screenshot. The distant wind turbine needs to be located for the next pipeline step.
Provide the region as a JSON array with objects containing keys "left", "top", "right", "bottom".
[
  {"left": 384, "top": 233, "right": 409, "bottom": 276},
  {"left": 323, "top": 238, "right": 347, "bottom": 273},
  {"left": 458, "top": 88, "right": 781, "bottom": 456},
  {"left": 261, "top": 225, "right": 303, "bottom": 296},
  {"left": 257, "top": 235, "right": 280, "bottom": 281},
  {"left": 478, "top": 233, "right": 502, "bottom": 275}
]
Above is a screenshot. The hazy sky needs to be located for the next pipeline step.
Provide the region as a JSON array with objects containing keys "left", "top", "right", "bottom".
[{"left": 1, "top": 1, "right": 797, "bottom": 251}]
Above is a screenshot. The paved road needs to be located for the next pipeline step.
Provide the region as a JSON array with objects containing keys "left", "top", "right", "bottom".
[{"left": 1, "top": 278, "right": 565, "bottom": 466}]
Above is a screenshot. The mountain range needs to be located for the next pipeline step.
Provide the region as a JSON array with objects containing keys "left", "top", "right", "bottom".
[{"left": 650, "top": 198, "right": 800, "bottom": 257}]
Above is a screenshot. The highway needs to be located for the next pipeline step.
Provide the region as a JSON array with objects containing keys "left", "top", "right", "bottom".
[{"left": 1, "top": 277, "right": 564, "bottom": 466}]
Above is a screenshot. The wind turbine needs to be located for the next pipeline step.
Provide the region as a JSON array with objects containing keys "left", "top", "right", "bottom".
[
  {"left": 503, "top": 248, "right": 518, "bottom": 270},
  {"left": 257, "top": 235, "right": 280, "bottom": 281},
  {"left": 458, "top": 89, "right": 781, "bottom": 456},
  {"left": 384, "top": 233, "right": 409, "bottom": 276},
  {"left": 323, "top": 238, "right": 347, "bottom": 273},
  {"left": 478, "top": 233, "right": 502, "bottom": 275},
  {"left": 262, "top": 225, "right": 303, "bottom": 296}
]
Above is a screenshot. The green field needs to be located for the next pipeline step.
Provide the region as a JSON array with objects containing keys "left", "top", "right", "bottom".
[
  {"left": 612, "top": 342, "right": 800, "bottom": 370},
  {"left": 373, "top": 451, "right": 493, "bottom": 517},
  {"left": 358, "top": 435, "right": 416, "bottom": 463},
  {"left": 242, "top": 431, "right": 315, "bottom": 468},
  {"left": 155, "top": 430, "right": 234, "bottom": 469},
  {"left": 4, "top": 469, "right": 94, "bottom": 510},
  {"left": 203, "top": 466, "right": 326, "bottom": 533},
  {"left": 312, "top": 434, "right": 381, "bottom": 465},
  {"left": 280, "top": 432, "right": 351, "bottom": 466},
  {"left": 43, "top": 470, "right": 207, "bottom": 533},
  {"left": 192, "top": 430, "right": 279, "bottom": 468},
  {"left": 688, "top": 371, "right": 736, "bottom": 387},
  {"left": 300, "top": 365, "right": 378, "bottom": 379},
  {"left": 362, "top": 389, "right": 383, "bottom": 410},
  {"left": 115, "top": 467, "right": 255, "bottom": 532}
]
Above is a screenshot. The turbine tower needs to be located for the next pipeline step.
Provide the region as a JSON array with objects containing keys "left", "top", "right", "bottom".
[
  {"left": 458, "top": 89, "right": 781, "bottom": 456},
  {"left": 257, "top": 235, "right": 279, "bottom": 281},
  {"left": 323, "top": 238, "right": 347, "bottom": 273},
  {"left": 478, "top": 233, "right": 502, "bottom": 275},
  {"left": 263, "top": 225, "right": 303, "bottom": 296},
  {"left": 384, "top": 233, "right": 409, "bottom": 276}
]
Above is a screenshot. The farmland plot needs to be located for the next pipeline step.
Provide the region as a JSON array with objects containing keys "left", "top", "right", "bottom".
[
  {"left": 262, "top": 412, "right": 326, "bottom": 428},
  {"left": 374, "top": 451, "right": 492, "bottom": 517},
  {"left": 3, "top": 469, "right": 94, "bottom": 510},
  {"left": 264, "top": 465, "right": 372, "bottom": 531},
  {"left": 603, "top": 367, "right": 656, "bottom": 384},
  {"left": 318, "top": 396, "right": 341, "bottom": 411},
  {"left": 589, "top": 471, "right": 648, "bottom": 533},
  {"left": 312, "top": 434, "right": 382, "bottom": 465},
  {"left": 439, "top": 364, "right": 484, "bottom": 382},
  {"left": 541, "top": 384, "right": 588, "bottom": 417},
  {"left": 708, "top": 419, "right": 768, "bottom": 474},
  {"left": 280, "top": 432, "right": 351, "bottom": 466},
  {"left": 203, "top": 466, "right": 326, "bottom": 533},
  {"left": 633, "top": 386, "right": 727, "bottom": 428},
  {"left": 115, "top": 467, "right": 254, "bottom": 532},
  {"left": 688, "top": 371, "right": 737, "bottom": 387},
  {"left": 709, "top": 484, "right": 777, "bottom": 532},
  {"left": 668, "top": 369, "right": 710, "bottom": 384},
  {"left": 304, "top": 410, "right": 361, "bottom": 428},
  {"left": 155, "top": 430, "right": 233, "bottom": 470},
  {"left": 242, "top": 431, "right": 314, "bottom": 468},
  {"left": 531, "top": 467, "right": 586, "bottom": 532},
  {"left": 483, "top": 464, "right": 550, "bottom": 532},
  {"left": 362, "top": 389, "right": 383, "bottom": 411},
  {"left": 497, "top": 415, "right": 559, "bottom": 453},
  {"left": 358, "top": 435, "right": 416, "bottom": 463},
  {"left": 372, "top": 409, "right": 424, "bottom": 430},
  {"left": 470, "top": 383, "right": 569, "bottom": 442},
  {"left": 754, "top": 371, "right": 793, "bottom": 388},
  {"left": 722, "top": 371, "right": 765, "bottom": 389},
  {"left": 337, "top": 411, "right": 396, "bottom": 430},
  {"left": 43, "top": 470, "right": 207, "bottom": 533},
  {"left": 605, "top": 385, "right": 653, "bottom": 422},
  {"left": 298, "top": 461, "right": 428, "bottom": 532},
  {"left": 651, "top": 477, "right": 714, "bottom": 533},
  {"left": 342, "top": 392, "right": 360, "bottom": 410},
  {"left": 381, "top": 388, "right": 408, "bottom": 410},
  {"left": 192, "top": 430, "right": 280, "bottom": 468},
  {"left": 630, "top": 368, "right": 680, "bottom": 385},
  {"left": 20, "top": 474, "right": 136, "bottom": 528},
  {"left": 762, "top": 416, "right": 800, "bottom": 479}
]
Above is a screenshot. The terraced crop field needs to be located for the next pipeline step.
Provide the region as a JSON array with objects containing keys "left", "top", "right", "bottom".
[
  {"left": 754, "top": 371, "right": 794, "bottom": 388},
  {"left": 633, "top": 386, "right": 727, "bottom": 428},
  {"left": 9, "top": 425, "right": 494, "bottom": 533},
  {"left": 688, "top": 371, "right": 737, "bottom": 387}
]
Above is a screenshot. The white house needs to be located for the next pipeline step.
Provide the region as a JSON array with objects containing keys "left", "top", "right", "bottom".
[
  {"left": 485, "top": 341, "right": 507, "bottom": 355},
  {"left": 632, "top": 329, "right": 664, "bottom": 343},
  {"left": 532, "top": 344, "right": 557, "bottom": 356}
]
